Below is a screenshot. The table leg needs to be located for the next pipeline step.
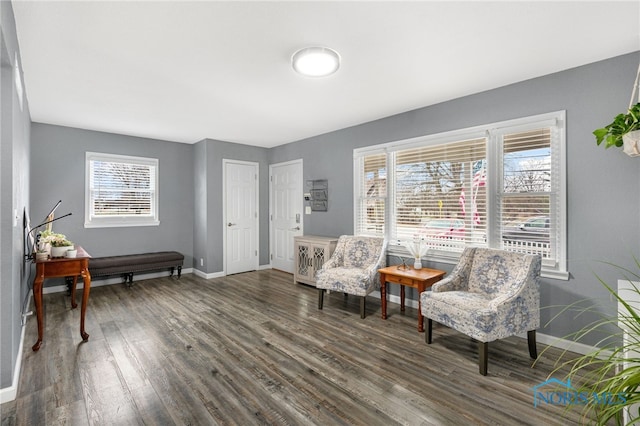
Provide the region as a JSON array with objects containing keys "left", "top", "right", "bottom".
[
  {"left": 32, "top": 275, "right": 44, "bottom": 351},
  {"left": 380, "top": 274, "right": 387, "bottom": 320},
  {"left": 400, "top": 285, "right": 405, "bottom": 312},
  {"left": 417, "top": 283, "right": 425, "bottom": 332},
  {"left": 80, "top": 269, "right": 91, "bottom": 342}
]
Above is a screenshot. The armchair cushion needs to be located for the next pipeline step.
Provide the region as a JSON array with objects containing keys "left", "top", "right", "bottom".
[
  {"left": 315, "top": 235, "right": 386, "bottom": 297},
  {"left": 316, "top": 267, "right": 373, "bottom": 296}
]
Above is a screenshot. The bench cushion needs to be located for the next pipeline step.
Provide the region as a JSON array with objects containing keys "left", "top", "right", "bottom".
[{"left": 89, "top": 251, "right": 183, "bottom": 277}]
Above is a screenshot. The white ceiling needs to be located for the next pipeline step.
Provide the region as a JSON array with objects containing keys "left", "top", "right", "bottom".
[{"left": 11, "top": 1, "right": 640, "bottom": 148}]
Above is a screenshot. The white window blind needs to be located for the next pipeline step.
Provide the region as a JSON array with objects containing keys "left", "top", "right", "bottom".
[
  {"left": 497, "top": 126, "right": 559, "bottom": 269},
  {"left": 354, "top": 111, "right": 567, "bottom": 278},
  {"left": 393, "top": 138, "right": 487, "bottom": 252},
  {"left": 85, "top": 152, "right": 159, "bottom": 228},
  {"left": 355, "top": 152, "right": 387, "bottom": 237}
]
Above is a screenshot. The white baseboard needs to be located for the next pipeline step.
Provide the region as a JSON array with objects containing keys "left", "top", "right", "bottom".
[
  {"left": 193, "top": 264, "right": 271, "bottom": 279},
  {"left": 192, "top": 269, "right": 225, "bottom": 279},
  {"left": 0, "top": 317, "right": 27, "bottom": 404}
]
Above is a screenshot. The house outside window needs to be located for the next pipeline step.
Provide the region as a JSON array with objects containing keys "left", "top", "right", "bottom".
[
  {"left": 354, "top": 111, "right": 566, "bottom": 279},
  {"left": 85, "top": 152, "right": 159, "bottom": 228}
]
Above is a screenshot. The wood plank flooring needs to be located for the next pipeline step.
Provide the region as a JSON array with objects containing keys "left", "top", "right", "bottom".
[{"left": 1, "top": 269, "right": 601, "bottom": 425}]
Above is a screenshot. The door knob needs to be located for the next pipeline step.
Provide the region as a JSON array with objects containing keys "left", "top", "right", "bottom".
[
  {"left": 290, "top": 226, "right": 300, "bottom": 231},
  {"left": 227, "top": 222, "right": 236, "bottom": 227}
]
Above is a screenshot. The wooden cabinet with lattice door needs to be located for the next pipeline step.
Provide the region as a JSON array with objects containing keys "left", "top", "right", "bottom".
[{"left": 293, "top": 235, "right": 338, "bottom": 286}]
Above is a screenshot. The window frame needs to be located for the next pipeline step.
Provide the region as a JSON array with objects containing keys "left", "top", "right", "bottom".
[
  {"left": 84, "top": 152, "right": 160, "bottom": 228},
  {"left": 354, "top": 111, "right": 567, "bottom": 279}
]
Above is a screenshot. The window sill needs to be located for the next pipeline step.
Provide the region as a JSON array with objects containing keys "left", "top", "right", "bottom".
[
  {"left": 84, "top": 220, "right": 160, "bottom": 229},
  {"left": 385, "top": 246, "right": 569, "bottom": 281}
]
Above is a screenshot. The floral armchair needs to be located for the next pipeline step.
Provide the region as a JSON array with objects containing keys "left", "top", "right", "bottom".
[
  {"left": 316, "top": 235, "right": 387, "bottom": 319},
  {"left": 420, "top": 247, "right": 541, "bottom": 375}
]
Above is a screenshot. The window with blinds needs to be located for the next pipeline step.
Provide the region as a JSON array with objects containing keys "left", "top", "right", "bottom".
[
  {"left": 354, "top": 111, "right": 567, "bottom": 278},
  {"left": 355, "top": 153, "right": 386, "bottom": 237},
  {"left": 85, "top": 152, "right": 159, "bottom": 228},
  {"left": 393, "top": 138, "right": 486, "bottom": 251}
]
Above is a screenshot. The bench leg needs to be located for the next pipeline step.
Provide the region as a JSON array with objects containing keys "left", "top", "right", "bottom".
[
  {"left": 178, "top": 266, "right": 182, "bottom": 279},
  {"left": 65, "top": 276, "right": 74, "bottom": 295},
  {"left": 127, "top": 273, "right": 134, "bottom": 287}
]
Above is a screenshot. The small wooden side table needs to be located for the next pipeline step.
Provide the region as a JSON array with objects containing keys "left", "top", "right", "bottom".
[
  {"left": 32, "top": 246, "right": 92, "bottom": 351},
  {"left": 378, "top": 265, "right": 446, "bottom": 332}
]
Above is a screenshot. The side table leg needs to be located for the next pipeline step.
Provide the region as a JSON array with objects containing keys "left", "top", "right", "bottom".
[
  {"left": 417, "top": 284, "right": 425, "bottom": 332},
  {"left": 80, "top": 269, "right": 91, "bottom": 342},
  {"left": 32, "top": 276, "right": 44, "bottom": 351},
  {"left": 380, "top": 274, "right": 387, "bottom": 320},
  {"left": 400, "top": 285, "right": 405, "bottom": 312}
]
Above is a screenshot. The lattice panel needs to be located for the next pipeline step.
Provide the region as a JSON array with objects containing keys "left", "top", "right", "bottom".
[
  {"left": 313, "top": 247, "right": 325, "bottom": 271},
  {"left": 297, "top": 245, "right": 309, "bottom": 276}
]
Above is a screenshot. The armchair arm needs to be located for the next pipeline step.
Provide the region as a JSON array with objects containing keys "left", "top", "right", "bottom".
[
  {"left": 323, "top": 255, "right": 342, "bottom": 270},
  {"left": 432, "top": 274, "right": 468, "bottom": 292},
  {"left": 321, "top": 235, "right": 347, "bottom": 270},
  {"left": 431, "top": 247, "right": 475, "bottom": 292}
]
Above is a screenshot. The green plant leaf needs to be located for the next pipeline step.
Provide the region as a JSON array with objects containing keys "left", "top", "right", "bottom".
[{"left": 594, "top": 128, "right": 608, "bottom": 145}]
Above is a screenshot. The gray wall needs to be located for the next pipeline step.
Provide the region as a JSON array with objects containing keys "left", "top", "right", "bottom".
[
  {"left": 193, "top": 139, "right": 270, "bottom": 273},
  {"left": 30, "top": 124, "right": 195, "bottom": 275},
  {"left": 0, "top": 0, "right": 31, "bottom": 391},
  {"left": 270, "top": 52, "right": 640, "bottom": 345}
]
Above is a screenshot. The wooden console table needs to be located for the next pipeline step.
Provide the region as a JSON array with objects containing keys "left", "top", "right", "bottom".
[
  {"left": 32, "top": 246, "right": 92, "bottom": 351},
  {"left": 378, "top": 265, "right": 446, "bottom": 332}
]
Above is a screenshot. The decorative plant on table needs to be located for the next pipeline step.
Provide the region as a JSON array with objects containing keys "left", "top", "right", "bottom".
[
  {"left": 40, "top": 232, "right": 73, "bottom": 247},
  {"left": 545, "top": 259, "right": 640, "bottom": 425},
  {"left": 39, "top": 231, "right": 74, "bottom": 257},
  {"left": 404, "top": 237, "right": 429, "bottom": 270}
]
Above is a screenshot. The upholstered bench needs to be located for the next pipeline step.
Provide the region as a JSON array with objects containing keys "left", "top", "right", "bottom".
[{"left": 88, "top": 251, "right": 184, "bottom": 287}]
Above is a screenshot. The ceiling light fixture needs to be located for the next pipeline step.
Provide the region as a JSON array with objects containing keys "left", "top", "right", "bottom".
[{"left": 292, "top": 46, "right": 340, "bottom": 78}]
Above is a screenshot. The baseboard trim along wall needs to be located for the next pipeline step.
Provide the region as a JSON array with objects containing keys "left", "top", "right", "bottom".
[{"left": 0, "top": 319, "right": 27, "bottom": 404}]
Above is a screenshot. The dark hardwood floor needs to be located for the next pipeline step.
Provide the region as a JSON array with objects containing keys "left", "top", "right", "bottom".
[{"left": 1, "top": 269, "right": 597, "bottom": 425}]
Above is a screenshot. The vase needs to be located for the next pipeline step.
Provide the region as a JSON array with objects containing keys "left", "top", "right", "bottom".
[
  {"left": 35, "top": 252, "right": 48, "bottom": 262},
  {"left": 623, "top": 130, "right": 640, "bottom": 157},
  {"left": 51, "top": 245, "right": 74, "bottom": 258},
  {"left": 414, "top": 258, "right": 422, "bottom": 270}
]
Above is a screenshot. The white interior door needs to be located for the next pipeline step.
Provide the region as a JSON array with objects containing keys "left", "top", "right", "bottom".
[
  {"left": 225, "top": 160, "right": 258, "bottom": 275},
  {"left": 270, "top": 159, "right": 303, "bottom": 273}
]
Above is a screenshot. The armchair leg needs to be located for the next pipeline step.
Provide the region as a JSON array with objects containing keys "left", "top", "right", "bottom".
[
  {"left": 479, "top": 342, "right": 488, "bottom": 376},
  {"left": 360, "top": 296, "right": 366, "bottom": 319},
  {"left": 318, "top": 289, "right": 324, "bottom": 310},
  {"left": 426, "top": 319, "right": 433, "bottom": 344},
  {"left": 528, "top": 330, "right": 538, "bottom": 359}
]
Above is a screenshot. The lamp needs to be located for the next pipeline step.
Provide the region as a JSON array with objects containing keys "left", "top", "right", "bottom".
[{"left": 292, "top": 46, "right": 340, "bottom": 77}]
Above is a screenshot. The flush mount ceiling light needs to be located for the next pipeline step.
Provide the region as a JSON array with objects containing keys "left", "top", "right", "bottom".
[{"left": 292, "top": 46, "right": 341, "bottom": 77}]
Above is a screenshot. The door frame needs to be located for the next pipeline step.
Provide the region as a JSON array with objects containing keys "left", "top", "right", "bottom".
[
  {"left": 269, "top": 159, "right": 303, "bottom": 272},
  {"left": 222, "top": 159, "right": 259, "bottom": 275}
]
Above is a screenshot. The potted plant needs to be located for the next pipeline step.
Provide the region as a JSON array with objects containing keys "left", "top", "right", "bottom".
[
  {"left": 40, "top": 232, "right": 74, "bottom": 258},
  {"left": 544, "top": 260, "right": 640, "bottom": 425},
  {"left": 594, "top": 102, "right": 640, "bottom": 156},
  {"left": 35, "top": 249, "right": 49, "bottom": 262}
]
